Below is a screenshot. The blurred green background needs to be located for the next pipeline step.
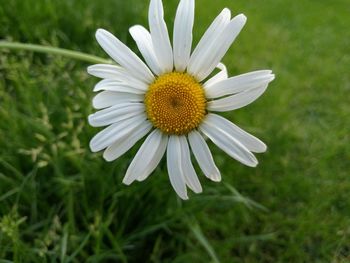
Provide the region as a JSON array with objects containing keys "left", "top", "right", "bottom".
[{"left": 0, "top": 0, "right": 349, "bottom": 262}]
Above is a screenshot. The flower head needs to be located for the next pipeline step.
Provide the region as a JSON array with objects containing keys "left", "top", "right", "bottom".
[{"left": 88, "top": 0, "right": 275, "bottom": 199}]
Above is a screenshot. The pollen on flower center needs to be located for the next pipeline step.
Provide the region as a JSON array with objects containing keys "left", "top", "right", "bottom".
[{"left": 145, "top": 72, "right": 206, "bottom": 135}]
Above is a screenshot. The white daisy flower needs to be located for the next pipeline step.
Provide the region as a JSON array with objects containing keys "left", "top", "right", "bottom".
[{"left": 88, "top": 0, "right": 275, "bottom": 200}]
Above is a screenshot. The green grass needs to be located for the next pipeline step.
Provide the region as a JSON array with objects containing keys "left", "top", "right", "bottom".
[{"left": 1, "top": 0, "right": 350, "bottom": 262}]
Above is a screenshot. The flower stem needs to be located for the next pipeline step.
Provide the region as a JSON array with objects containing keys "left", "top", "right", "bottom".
[{"left": 0, "top": 41, "right": 111, "bottom": 64}]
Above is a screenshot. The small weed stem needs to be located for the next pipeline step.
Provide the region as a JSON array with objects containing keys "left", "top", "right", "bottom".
[{"left": 0, "top": 42, "right": 110, "bottom": 64}]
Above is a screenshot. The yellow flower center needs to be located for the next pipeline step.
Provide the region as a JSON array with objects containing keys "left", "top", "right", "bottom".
[{"left": 145, "top": 72, "right": 206, "bottom": 135}]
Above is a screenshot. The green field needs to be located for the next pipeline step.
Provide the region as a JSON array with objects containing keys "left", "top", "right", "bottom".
[{"left": 1, "top": 0, "right": 349, "bottom": 262}]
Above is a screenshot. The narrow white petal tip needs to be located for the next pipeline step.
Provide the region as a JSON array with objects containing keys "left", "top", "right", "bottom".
[
  {"left": 129, "top": 25, "right": 140, "bottom": 34},
  {"left": 261, "top": 143, "right": 268, "bottom": 153},
  {"left": 96, "top": 28, "right": 106, "bottom": 36},
  {"left": 102, "top": 152, "right": 115, "bottom": 162},
  {"left": 87, "top": 65, "right": 94, "bottom": 75},
  {"left": 95, "top": 29, "right": 109, "bottom": 44},
  {"left": 210, "top": 175, "right": 222, "bottom": 182},
  {"left": 87, "top": 115, "right": 94, "bottom": 125},
  {"left": 122, "top": 178, "right": 132, "bottom": 186},
  {"left": 129, "top": 25, "right": 137, "bottom": 31},
  {"left": 236, "top": 14, "right": 247, "bottom": 23},
  {"left": 89, "top": 142, "right": 99, "bottom": 153},
  {"left": 95, "top": 29, "right": 103, "bottom": 40},
  {"left": 121, "top": 177, "right": 132, "bottom": 186},
  {"left": 222, "top": 8, "right": 231, "bottom": 17},
  {"left": 249, "top": 160, "right": 259, "bottom": 168},
  {"left": 91, "top": 99, "right": 99, "bottom": 109},
  {"left": 180, "top": 194, "right": 189, "bottom": 200}
]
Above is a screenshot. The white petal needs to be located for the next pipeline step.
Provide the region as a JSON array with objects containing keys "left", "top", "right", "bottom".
[
  {"left": 167, "top": 136, "right": 188, "bottom": 200},
  {"left": 88, "top": 64, "right": 149, "bottom": 89},
  {"left": 188, "top": 130, "right": 221, "bottom": 182},
  {"left": 187, "top": 8, "right": 231, "bottom": 79},
  {"left": 88, "top": 103, "right": 145, "bottom": 127},
  {"left": 199, "top": 118, "right": 258, "bottom": 167},
  {"left": 179, "top": 136, "right": 202, "bottom": 193},
  {"left": 207, "top": 84, "right": 268, "bottom": 112},
  {"left": 103, "top": 121, "right": 152, "bottom": 162},
  {"left": 89, "top": 114, "right": 146, "bottom": 152},
  {"left": 189, "top": 14, "right": 247, "bottom": 81},
  {"left": 149, "top": 0, "right": 173, "bottom": 73},
  {"left": 87, "top": 64, "right": 127, "bottom": 79},
  {"left": 94, "top": 79, "right": 146, "bottom": 93},
  {"left": 92, "top": 91, "right": 144, "bottom": 109},
  {"left": 129, "top": 25, "right": 162, "bottom": 76},
  {"left": 204, "top": 114, "right": 267, "bottom": 153},
  {"left": 136, "top": 131, "right": 167, "bottom": 182},
  {"left": 95, "top": 29, "right": 154, "bottom": 84},
  {"left": 123, "top": 129, "right": 168, "bottom": 185},
  {"left": 173, "top": 0, "right": 194, "bottom": 72},
  {"left": 205, "top": 70, "right": 274, "bottom": 99},
  {"left": 203, "top": 63, "right": 228, "bottom": 89}
]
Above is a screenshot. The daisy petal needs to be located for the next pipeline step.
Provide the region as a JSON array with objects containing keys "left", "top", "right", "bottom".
[
  {"left": 136, "top": 131, "right": 168, "bottom": 182},
  {"left": 189, "top": 14, "right": 247, "bottom": 81},
  {"left": 205, "top": 114, "right": 267, "bottom": 153},
  {"left": 88, "top": 64, "right": 148, "bottom": 89},
  {"left": 103, "top": 121, "right": 152, "bottom": 162},
  {"left": 123, "top": 129, "right": 168, "bottom": 185},
  {"left": 199, "top": 118, "right": 258, "bottom": 167},
  {"left": 188, "top": 130, "right": 221, "bottom": 182},
  {"left": 187, "top": 8, "right": 231, "bottom": 79},
  {"left": 173, "top": 0, "right": 195, "bottom": 72},
  {"left": 167, "top": 136, "right": 188, "bottom": 200},
  {"left": 88, "top": 103, "right": 145, "bottom": 127},
  {"left": 95, "top": 29, "right": 154, "bottom": 84},
  {"left": 92, "top": 91, "right": 144, "bottom": 109},
  {"left": 87, "top": 64, "right": 127, "bottom": 79},
  {"left": 94, "top": 79, "right": 146, "bottom": 93},
  {"left": 179, "top": 136, "right": 202, "bottom": 193},
  {"left": 149, "top": 0, "right": 173, "bottom": 73},
  {"left": 90, "top": 114, "right": 147, "bottom": 152},
  {"left": 205, "top": 70, "right": 274, "bottom": 99},
  {"left": 129, "top": 25, "right": 162, "bottom": 76},
  {"left": 207, "top": 84, "right": 268, "bottom": 112},
  {"left": 203, "top": 63, "right": 228, "bottom": 89}
]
